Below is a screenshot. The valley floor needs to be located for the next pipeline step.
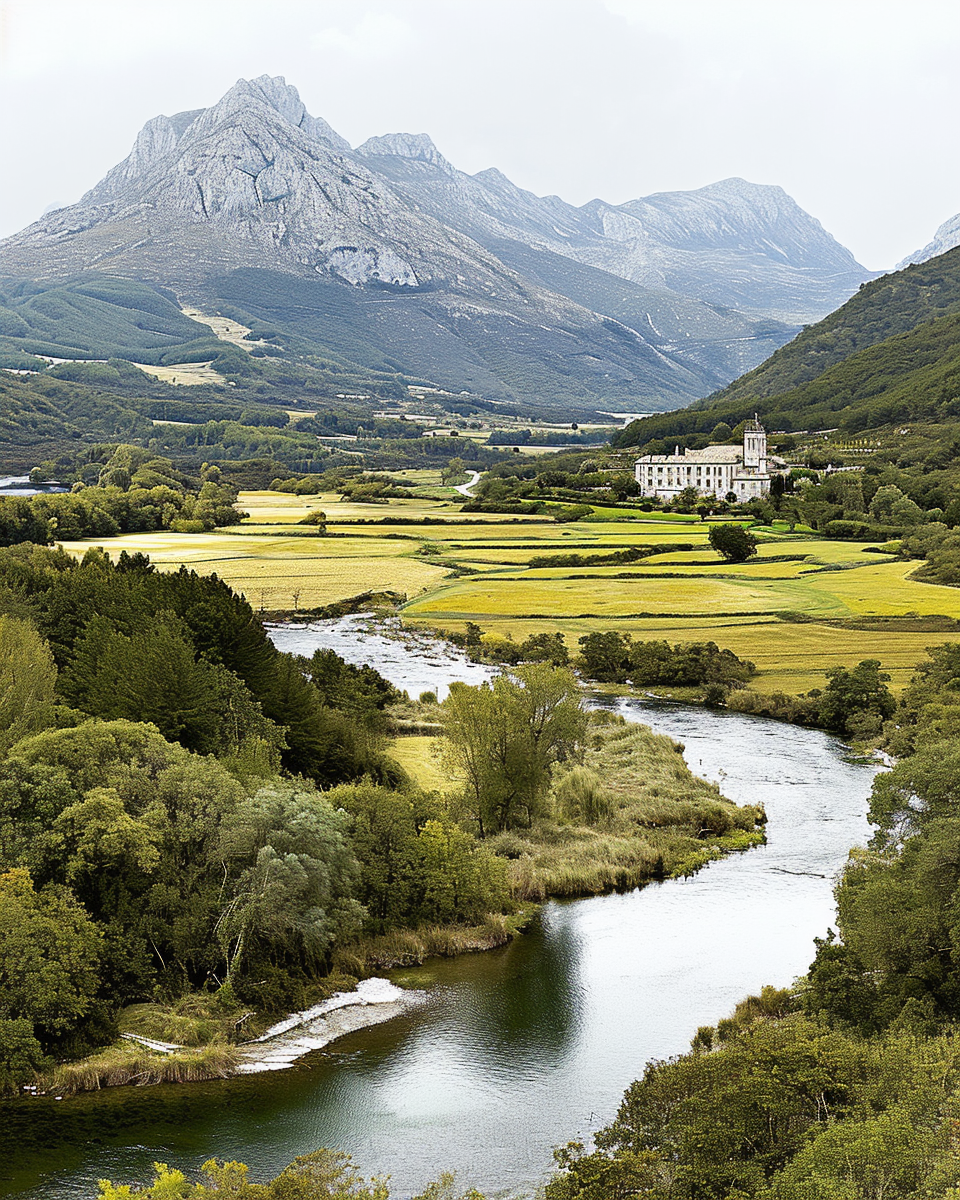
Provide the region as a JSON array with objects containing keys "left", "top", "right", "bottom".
[{"left": 55, "top": 478, "right": 960, "bottom": 693}]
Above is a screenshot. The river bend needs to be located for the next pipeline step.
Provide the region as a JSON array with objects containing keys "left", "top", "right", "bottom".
[{"left": 1, "top": 618, "right": 877, "bottom": 1199}]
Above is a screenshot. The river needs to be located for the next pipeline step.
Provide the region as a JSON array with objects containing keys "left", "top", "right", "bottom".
[{"left": 0, "top": 617, "right": 878, "bottom": 1200}]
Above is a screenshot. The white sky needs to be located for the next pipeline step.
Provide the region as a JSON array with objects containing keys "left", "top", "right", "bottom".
[{"left": 1, "top": 0, "right": 958, "bottom": 269}]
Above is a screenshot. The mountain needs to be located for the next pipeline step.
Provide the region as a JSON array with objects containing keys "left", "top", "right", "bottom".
[
  {"left": 612, "top": 244, "right": 960, "bottom": 448},
  {"left": 899, "top": 212, "right": 960, "bottom": 269},
  {"left": 0, "top": 75, "right": 871, "bottom": 413},
  {"left": 354, "top": 135, "right": 870, "bottom": 324}
]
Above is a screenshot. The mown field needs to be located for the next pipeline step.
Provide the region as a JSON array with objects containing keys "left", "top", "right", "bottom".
[{"left": 56, "top": 484, "right": 960, "bottom": 693}]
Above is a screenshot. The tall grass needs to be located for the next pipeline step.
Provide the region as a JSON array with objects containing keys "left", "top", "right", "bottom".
[
  {"left": 332, "top": 910, "right": 534, "bottom": 974},
  {"left": 487, "top": 718, "right": 764, "bottom": 902},
  {"left": 47, "top": 1043, "right": 241, "bottom": 1094}
]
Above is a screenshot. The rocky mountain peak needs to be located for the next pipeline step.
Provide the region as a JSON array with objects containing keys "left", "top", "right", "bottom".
[
  {"left": 356, "top": 132, "right": 454, "bottom": 173},
  {"left": 0, "top": 73, "right": 875, "bottom": 409},
  {"left": 87, "top": 75, "right": 353, "bottom": 208},
  {"left": 616, "top": 177, "right": 857, "bottom": 271}
]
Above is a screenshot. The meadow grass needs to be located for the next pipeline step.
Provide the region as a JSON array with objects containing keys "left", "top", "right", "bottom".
[
  {"left": 403, "top": 575, "right": 807, "bottom": 618},
  {"left": 804, "top": 560, "right": 960, "bottom": 617},
  {"left": 57, "top": 528, "right": 450, "bottom": 611},
  {"left": 129, "top": 361, "right": 224, "bottom": 386},
  {"left": 240, "top": 491, "right": 527, "bottom": 525},
  {"left": 55, "top": 488, "right": 960, "bottom": 691},
  {"left": 387, "top": 735, "right": 448, "bottom": 791}
]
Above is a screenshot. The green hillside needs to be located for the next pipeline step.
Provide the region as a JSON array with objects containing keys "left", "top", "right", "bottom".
[
  {"left": 0, "top": 276, "right": 225, "bottom": 365},
  {"left": 1, "top": 371, "right": 152, "bottom": 468},
  {"left": 613, "top": 245, "right": 960, "bottom": 449}
]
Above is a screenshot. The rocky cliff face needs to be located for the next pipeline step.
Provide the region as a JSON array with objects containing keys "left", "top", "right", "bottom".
[
  {"left": 2, "top": 76, "right": 523, "bottom": 294},
  {"left": 0, "top": 75, "right": 872, "bottom": 409}
]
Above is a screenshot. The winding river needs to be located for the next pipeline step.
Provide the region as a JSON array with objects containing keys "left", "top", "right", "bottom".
[{"left": 0, "top": 618, "right": 878, "bottom": 1200}]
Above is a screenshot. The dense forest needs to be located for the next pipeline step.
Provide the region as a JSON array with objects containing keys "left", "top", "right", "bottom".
[
  {"left": 0, "top": 544, "right": 511, "bottom": 1088},
  {"left": 0, "top": 366, "right": 514, "bottom": 480}
]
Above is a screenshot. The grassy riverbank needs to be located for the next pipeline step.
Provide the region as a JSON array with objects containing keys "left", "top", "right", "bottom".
[
  {"left": 392, "top": 715, "right": 764, "bottom": 901},
  {"left": 36, "top": 712, "right": 760, "bottom": 1096}
]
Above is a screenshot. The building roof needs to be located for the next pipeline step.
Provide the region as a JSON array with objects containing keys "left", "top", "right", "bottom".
[{"left": 636, "top": 444, "right": 743, "bottom": 465}]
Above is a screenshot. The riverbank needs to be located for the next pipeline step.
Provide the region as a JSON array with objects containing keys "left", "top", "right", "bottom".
[
  {"left": 30, "top": 707, "right": 763, "bottom": 1099},
  {"left": 40, "top": 978, "right": 434, "bottom": 1095}
]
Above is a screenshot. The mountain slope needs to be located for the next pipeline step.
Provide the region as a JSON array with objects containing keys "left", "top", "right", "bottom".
[
  {"left": 0, "top": 276, "right": 217, "bottom": 362},
  {"left": 356, "top": 135, "right": 871, "bottom": 324},
  {"left": 0, "top": 75, "right": 868, "bottom": 412},
  {"left": 900, "top": 211, "right": 960, "bottom": 268},
  {"left": 612, "top": 245, "right": 960, "bottom": 447}
]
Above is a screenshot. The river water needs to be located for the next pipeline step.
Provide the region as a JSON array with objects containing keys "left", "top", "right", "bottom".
[{"left": 0, "top": 618, "right": 878, "bottom": 1200}]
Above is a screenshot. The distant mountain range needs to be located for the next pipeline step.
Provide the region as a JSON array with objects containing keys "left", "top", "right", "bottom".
[{"left": 0, "top": 75, "right": 875, "bottom": 412}]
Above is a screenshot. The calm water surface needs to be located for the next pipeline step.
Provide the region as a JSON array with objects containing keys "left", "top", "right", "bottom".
[{"left": 1, "top": 619, "right": 878, "bottom": 1199}]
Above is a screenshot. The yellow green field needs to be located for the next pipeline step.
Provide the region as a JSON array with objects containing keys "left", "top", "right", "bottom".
[
  {"left": 55, "top": 488, "right": 960, "bottom": 693},
  {"left": 55, "top": 528, "right": 451, "bottom": 610},
  {"left": 388, "top": 736, "right": 448, "bottom": 792}
]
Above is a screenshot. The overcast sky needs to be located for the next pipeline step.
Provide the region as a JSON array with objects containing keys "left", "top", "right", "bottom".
[{"left": 1, "top": 0, "right": 958, "bottom": 269}]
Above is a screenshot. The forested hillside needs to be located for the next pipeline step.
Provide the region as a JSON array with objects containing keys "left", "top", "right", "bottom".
[
  {"left": 613, "top": 245, "right": 960, "bottom": 451},
  {"left": 0, "top": 367, "right": 509, "bottom": 478}
]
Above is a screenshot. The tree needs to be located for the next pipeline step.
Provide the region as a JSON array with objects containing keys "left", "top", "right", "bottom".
[
  {"left": 441, "top": 457, "right": 467, "bottom": 484},
  {"left": 98, "top": 1150, "right": 487, "bottom": 1200},
  {"left": 818, "top": 659, "right": 895, "bottom": 738},
  {"left": 869, "top": 484, "right": 924, "bottom": 526},
  {"left": 0, "top": 616, "right": 57, "bottom": 755},
  {"left": 217, "top": 784, "right": 363, "bottom": 981},
  {"left": 0, "top": 868, "right": 102, "bottom": 1090},
  {"left": 442, "top": 665, "right": 587, "bottom": 835},
  {"left": 708, "top": 524, "right": 758, "bottom": 563},
  {"left": 578, "top": 632, "right": 631, "bottom": 682}
]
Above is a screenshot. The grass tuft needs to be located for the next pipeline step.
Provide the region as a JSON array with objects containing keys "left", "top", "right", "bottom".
[{"left": 46, "top": 1042, "right": 241, "bottom": 1094}]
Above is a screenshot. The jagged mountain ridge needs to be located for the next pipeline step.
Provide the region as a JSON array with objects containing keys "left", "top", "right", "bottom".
[
  {"left": 354, "top": 134, "right": 871, "bottom": 324},
  {"left": 0, "top": 75, "right": 869, "bottom": 410},
  {"left": 899, "top": 211, "right": 960, "bottom": 269}
]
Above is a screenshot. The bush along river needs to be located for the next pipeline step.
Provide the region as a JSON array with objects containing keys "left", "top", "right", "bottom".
[{"left": 0, "top": 617, "right": 878, "bottom": 1200}]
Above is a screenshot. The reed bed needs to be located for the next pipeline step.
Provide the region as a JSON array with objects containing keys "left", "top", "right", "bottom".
[{"left": 47, "top": 1043, "right": 241, "bottom": 1094}]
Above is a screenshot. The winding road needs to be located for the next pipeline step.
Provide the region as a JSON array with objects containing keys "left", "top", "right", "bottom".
[{"left": 453, "top": 469, "right": 482, "bottom": 497}]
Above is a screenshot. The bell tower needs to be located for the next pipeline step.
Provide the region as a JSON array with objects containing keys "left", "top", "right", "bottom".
[{"left": 743, "top": 415, "right": 766, "bottom": 469}]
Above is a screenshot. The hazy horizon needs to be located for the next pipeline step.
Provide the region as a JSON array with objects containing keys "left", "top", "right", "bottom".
[{"left": 2, "top": 0, "right": 959, "bottom": 270}]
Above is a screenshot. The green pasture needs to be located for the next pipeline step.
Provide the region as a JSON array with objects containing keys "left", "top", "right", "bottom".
[
  {"left": 56, "top": 527, "right": 451, "bottom": 610},
  {"left": 54, "top": 488, "right": 960, "bottom": 693}
]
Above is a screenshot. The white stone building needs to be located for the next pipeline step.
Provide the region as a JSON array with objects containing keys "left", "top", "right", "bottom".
[{"left": 634, "top": 419, "right": 787, "bottom": 502}]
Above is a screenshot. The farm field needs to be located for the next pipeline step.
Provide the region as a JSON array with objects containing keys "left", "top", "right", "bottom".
[
  {"left": 55, "top": 487, "right": 960, "bottom": 693},
  {"left": 55, "top": 527, "right": 450, "bottom": 611}
]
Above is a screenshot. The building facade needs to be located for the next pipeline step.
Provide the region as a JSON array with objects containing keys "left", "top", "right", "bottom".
[{"left": 634, "top": 419, "right": 786, "bottom": 502}]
